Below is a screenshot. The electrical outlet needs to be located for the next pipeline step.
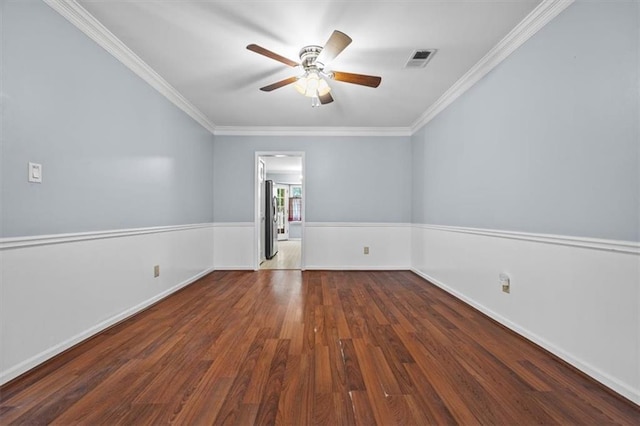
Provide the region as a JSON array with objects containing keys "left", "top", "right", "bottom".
[
  {"left": 154, "top": 265, "right": 160, "bottom": 278},
  {"left": 500, "top": 273, "right": 510, "bottom": 294},
  {"left": 363, "top": 246, "right": 370, "bottom": 255}
]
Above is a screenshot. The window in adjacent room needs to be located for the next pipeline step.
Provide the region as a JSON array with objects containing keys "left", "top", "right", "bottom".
[{"left": 289, "top": 185, "right": 302, "bottom": 222}]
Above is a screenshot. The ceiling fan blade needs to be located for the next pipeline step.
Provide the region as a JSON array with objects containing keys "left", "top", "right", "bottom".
[
  {"left": 247, "top": 44, "right": 299, "bottom": 67},
  {"left": 259, "top": 76, "right": 298, "bottom": 92},
  {"left": 315, "top": 30, "right": 352, "bottom": 66},
  {"left": 319, "top": 92, "right": 334, "bottom": 105},
  {"left": 332, "top": 71, "right": 381, "bottom": 88}
]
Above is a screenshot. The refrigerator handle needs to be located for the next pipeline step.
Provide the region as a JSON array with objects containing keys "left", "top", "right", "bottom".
[{"left": 272, "top": 197, "right": 277, "bottom": 223}]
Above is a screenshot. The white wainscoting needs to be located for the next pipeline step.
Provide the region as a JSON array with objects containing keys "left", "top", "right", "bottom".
[
  {"left": 213, "top": 222, "right": 255, "bottom": 270},
  {"left": 411, "top": 224, "right": 640, "bottom": 404},
  {"left": 211, "top": 222, "right": 412, "bottom": 271},
  {"left": 0, "top": 224, "right": 214, "bottom": 385},
  {"left": 305, "top": 223, "right": 412, "bottom": 270}
]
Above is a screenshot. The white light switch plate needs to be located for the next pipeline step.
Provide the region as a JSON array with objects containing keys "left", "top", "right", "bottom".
[{"left": 28, "top": 162, "right": 42, "bottom": 183}]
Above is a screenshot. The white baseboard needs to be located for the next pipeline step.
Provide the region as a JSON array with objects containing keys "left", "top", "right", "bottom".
[
  {"left": 305, "top": 266, "right": 409, "bottom": 271},
  {"left": 212, "top": 266, "right": 255, "bottom": 271},
  {"left": 411, "top": 225, "right": 640, "bottom": 405},
  {"left": 0, "top": 266, "right": 214, "bottom": 385},
  {"left": 411, "top": 267, "right": 639, "bottom": 405},
  {"left": 0, "top": 224, "right": 215, "bottom": 385}
]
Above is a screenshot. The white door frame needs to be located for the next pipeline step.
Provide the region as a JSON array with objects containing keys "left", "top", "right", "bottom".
[
  {"left": 254, "top": 151, "right": 305, "bottom": 271},
  {"left": 258, "top": 158, "right": 266, "bottom": 263}
]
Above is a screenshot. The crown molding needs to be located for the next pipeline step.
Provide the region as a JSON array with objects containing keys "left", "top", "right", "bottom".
[
  {"left": 44, "top": 0, "right": 572, "bottom": 138},
  {"left": 410, "top": 0, "right": 575, "bottom": 134},
  {"left": 42, "top": 0, "right": 217, "bottom": 134},
  {"left": 213, "top": 126, "right": 412, "bottom": 137}
]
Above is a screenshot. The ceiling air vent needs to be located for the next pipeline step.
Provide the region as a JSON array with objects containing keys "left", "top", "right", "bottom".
[{"left": 405, "top": 49, "right": 436, "bottom": 68}]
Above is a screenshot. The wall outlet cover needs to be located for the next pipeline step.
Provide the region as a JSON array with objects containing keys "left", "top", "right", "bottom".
[{"left": 500, "top": 273, "right": 510, "bottom": 293}]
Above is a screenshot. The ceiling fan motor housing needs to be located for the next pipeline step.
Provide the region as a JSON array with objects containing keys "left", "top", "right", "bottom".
[{"left": 299, "top": 45, "right": 324, "bottom": 71}]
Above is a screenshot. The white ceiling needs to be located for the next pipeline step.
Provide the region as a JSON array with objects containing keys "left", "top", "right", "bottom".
[
  {"left": 76, "top": 0, "right": 542, "bottom": 131},
  {"left": 262, "top": 156, "right": 302, "bottom": 174}
]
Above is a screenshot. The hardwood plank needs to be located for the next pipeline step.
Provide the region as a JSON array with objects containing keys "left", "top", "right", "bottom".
[
  {"left": 339, "top": 339, "right": 366, "bottom": 391},
  {"left": 323, "top": 314, "right": 350, "bottom": 393},
  {"left": 348, "top": 390, "right": 377, "bottom": 426},
  {"left": 314, "top": 345, "right": 332, "bottom": 394},
  {"left": 254, "top": 339, "right": 290, "bottom": 425},
  {"left": 312, "top": 392, "right": 334, "bottom": 425},
  {"left": 170, "top": 376, "right": 233, "bottom": 424},
  {"left": 1, "top": 270, "right": 638, "bottom": 425},
  {"left": 162, "top": 360, "right": 215, "bottom": 423},
  {"left": 235, "top": 403, "right": 260, "bottom": 425},
  {"left": 242, "top": 339, "right": 279, "bottom": 404},
  {"left": 50, "top": 359, "right": 156, "bottom": 424},
  {"left": 332, "top": 391, "right": 357, "bottom": 426},
  {"left": 6, "top": 357, "right": 128, "bottom": 424},
  {"left": 0, "top": 370, "right": 79, "bottom": 424},
  {"left": 333, "top": 304, "right": 353, "bottom": 339},
  {"left": 368, "top": 345, "right": 404, "bottom": 396},
  {"left": 275, "top": 354, "right": 311, "bottom": 425},
  {"left": 212, "top": 327, "right": 272, "bottom": 424},
  {"left": 352, "top": 339, "right": 399, "bottom": 425}
]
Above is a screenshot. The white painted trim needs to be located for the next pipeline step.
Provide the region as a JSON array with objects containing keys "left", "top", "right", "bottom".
[
  {"left": 0, "top": 223, "right": 214, "bottom": 249},
  {"left": 212, "top": 266, "right": 255, "bottom": 271},
  {"left": 410, "top": 267, "right": 640, "bottom": 405},
  {"left": 305, "top": 266, "right": 409, "bottom": 271},
  {"left": 42, "top": 0, "right": 217, "bottom": 134},
  {"left": 413, "top": 224, "right": 640, "bottom": 255},
  {"left": 255, "top": 154, "right": 261, "bottom": 271},
  {"left": 255, "top": 152, "right": 306, "bottom": 271},
  {"left": 307, "top": 222, "right": 412, "bottom": 228},
  {"left": 410, "top": 0, "right": 575, "bottom": 133},
  {"left": 0, "top": 266, "right": 214, "bottom": 385},
  {"left": 214, "top": 126, "right": 411, "bottom": 137},
  {"left": 212, "top": 222, "right": 253, "bottom": 228}
]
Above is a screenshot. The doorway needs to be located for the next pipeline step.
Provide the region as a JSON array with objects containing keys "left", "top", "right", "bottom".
[{"left": 255, "top": 152, "right": 304, "bottom": 270}]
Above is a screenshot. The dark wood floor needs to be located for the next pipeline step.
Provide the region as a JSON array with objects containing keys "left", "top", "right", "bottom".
[{"left": 1, "top": 270, "right": 638, "bottom": 425}]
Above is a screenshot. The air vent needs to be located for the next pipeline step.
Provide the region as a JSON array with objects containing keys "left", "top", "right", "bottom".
[{"left": 405, "top": 49, "right": 436, "bottom": 68}]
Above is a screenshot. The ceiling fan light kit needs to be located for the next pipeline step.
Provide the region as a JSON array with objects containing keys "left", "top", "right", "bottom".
[
  {"left": 294, "top": 71, "right": 331, "bottom": 107},
  {"left": 247, "top": 30, "right": 381, "bottom": 107}
]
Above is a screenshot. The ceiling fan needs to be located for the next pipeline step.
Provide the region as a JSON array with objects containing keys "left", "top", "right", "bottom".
[{"left": 247, "top": 30, "right": 382, "bottom": 107}]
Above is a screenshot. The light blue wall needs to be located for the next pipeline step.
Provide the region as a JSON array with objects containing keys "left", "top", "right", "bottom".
[
  {"left": 289, "top": 222, "right": 302, "bottom": 239},
  {"left": 412, "top": 0, "right": 639, "bottom": 241},
  {"left": 6, "top": 1, "right": 634, "bottom": 240},
  {"left": 1, "top": 1, "right": 214, "bottom": 237},
  {"left": 213, "top": 135, "right": 411, "bottom": 223}
]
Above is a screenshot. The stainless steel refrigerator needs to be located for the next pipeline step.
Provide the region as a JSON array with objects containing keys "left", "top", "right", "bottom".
[{"left": 265, "top": 180, "right": 278, "bottom": 259}]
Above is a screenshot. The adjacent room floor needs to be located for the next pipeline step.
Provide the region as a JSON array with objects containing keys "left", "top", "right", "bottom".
[
  {"left": 1, "top": 270, "right": 638, "bottom": 424},
  {"left": 260, "top": 239, "right": 301, "bottom": 270}
]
